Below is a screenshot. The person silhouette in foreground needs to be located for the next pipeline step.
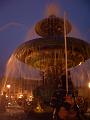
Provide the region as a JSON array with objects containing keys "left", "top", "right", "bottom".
[
  {"left": 55, "top": 102, "right": 70, "bottom": 120},
  {"left": 55, "top": 99, "right": 86, "bottom": 120},
  {"left": 50, "top": 72, "right": 86, "bottom": 120}
]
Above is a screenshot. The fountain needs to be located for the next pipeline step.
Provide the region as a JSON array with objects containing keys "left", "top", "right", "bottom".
[
  {"left": 2, "top": 55, "right": 42, "bottom": 98},
  {"left": 13, "top": 15, "right": 90, "bottom": 89},
  {"left": 1, "top": 15, "right": 90, "bottom": 117}
]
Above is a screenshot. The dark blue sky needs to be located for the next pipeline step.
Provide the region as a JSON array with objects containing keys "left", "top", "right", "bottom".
[{"left": 0, "top": 0, "right": 90, "bottom": 76}]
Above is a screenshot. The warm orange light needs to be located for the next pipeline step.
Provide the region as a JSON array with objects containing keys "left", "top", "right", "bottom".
[
  {"left": 88, "top": 82, "right": 90, "bottom": 88},
  {"left": 79, "top": 62, "right": 84, "bottom": 65},
  {"left": 6, "top": 95, "right": 8, "bottom": 98},
  {"left": 7, "top": 84, "right": 11, "bottom": 89},
  {"left": 18, "top": 94, "right": 23, "bottom": 98}
]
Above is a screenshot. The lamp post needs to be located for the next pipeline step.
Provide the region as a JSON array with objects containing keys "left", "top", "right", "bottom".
[
  {"left": 6, "top": 84, "right": 11, "bottom": 99},
  {"left": 88, "top": 82, "right": 90, "bottom": 106}
]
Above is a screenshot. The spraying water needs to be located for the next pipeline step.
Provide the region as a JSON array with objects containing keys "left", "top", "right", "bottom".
[
  {"left": 1, "top": 55, "right": 42, "bottom": 95},
  {"left": 0, "top": 22, "right": 23, "bottom": 32},
  {"left": 45, "top": 3, "right": 60, "bottom": 17}
]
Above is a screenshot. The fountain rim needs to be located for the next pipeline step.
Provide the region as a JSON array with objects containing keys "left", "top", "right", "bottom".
[{"left": 13, "top": 36, "right": 90, "bottom": 53}]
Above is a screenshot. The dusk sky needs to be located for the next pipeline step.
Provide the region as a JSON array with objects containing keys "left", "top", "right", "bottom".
[{"left": 0, "top": 0, "right": 90, "bottom": 76}]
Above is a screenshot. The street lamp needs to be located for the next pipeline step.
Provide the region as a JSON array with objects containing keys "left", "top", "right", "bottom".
[
  {"left": 6, "top": 84, "right": 11, "bottom": 99},
  {"left": 88, "top": 82, "right": 90, "bottom": 88}
]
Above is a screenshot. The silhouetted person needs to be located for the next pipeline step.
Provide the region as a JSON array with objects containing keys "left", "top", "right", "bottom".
[{"left": 50, "top": 72, "right": 86, "bottom": 120}]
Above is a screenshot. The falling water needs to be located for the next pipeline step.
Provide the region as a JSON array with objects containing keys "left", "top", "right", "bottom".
[
  {"left": 1, "top": 55, "right": 42, "bottom": 95},
  {"left": 0, "top": 22, "right": 23, "bottom": 32}
]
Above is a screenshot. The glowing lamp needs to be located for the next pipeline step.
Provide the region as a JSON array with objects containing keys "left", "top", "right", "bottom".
[{"left": 88, "top": 82, "right": 90, "bottom": 88}]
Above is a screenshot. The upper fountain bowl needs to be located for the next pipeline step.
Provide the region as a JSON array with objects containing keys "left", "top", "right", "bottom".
[{"left": 35, "top": 15, "right": 72, "bottom": 37}]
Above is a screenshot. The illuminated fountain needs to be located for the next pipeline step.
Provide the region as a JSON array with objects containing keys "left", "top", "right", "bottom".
[
  {"left": 13, "top": 15, "right": 90, "bottom": 90},
  {"left": 2, "top": 55, "right": 42, "bottom": 99},
  {"left": 2, "top": 15, "right": 90, "bottom": 115}
]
